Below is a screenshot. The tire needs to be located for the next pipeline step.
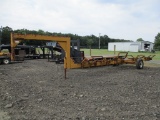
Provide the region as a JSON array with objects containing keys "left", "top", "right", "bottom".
[
  {"left": 3, "top": 59, "right": 10, "bottom": 65},
  {"left": 136, "top": 59, "right": 144, "bottom": 69}
]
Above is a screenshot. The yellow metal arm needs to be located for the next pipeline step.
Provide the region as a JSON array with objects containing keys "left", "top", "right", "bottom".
[{"left": 10, "top": 33, "right": 74, "bottom": 68}]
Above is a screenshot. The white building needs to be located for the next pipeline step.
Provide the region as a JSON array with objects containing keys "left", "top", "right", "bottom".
[{"left": 108, "top": 41, "right": 154, "bottom": 52}]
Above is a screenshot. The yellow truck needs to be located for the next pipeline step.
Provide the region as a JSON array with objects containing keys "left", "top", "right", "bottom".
[{"left": 0, "top": 52, "right": 10, "bottom": 64}]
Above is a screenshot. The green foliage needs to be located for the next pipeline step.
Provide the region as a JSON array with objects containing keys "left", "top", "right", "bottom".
[
  {"left": 1, "top": 26, "right": 13, "bottom": 44},
  {"left": 154, "top": 33, "right": 160, "bottom": 50},
  {"left": 86, "top": 39, "right": 93, "bottom": 47},
  {"left": 137, "top": 38, "right": 144, "bottom": 42},
  {"left": 1, "top": 26, "right": 132, "bottom": 47}
]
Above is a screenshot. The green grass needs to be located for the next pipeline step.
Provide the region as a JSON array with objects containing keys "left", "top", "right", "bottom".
[{"left": 81, "top": 49, "right": 160, "bottom": 60}]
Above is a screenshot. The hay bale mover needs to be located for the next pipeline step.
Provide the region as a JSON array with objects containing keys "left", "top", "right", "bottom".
[
  {"left": 81, "top": 52, "right": 155, "bottom": 69},
  {"left": 10, "top": 33, "right": 155, "bottom": 69}
]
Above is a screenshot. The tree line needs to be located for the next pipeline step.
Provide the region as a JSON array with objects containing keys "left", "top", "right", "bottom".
[
  {"left": 0, "top": 26, "right": 131, "bottom": 48},
  {"left": 0, "top": 26, "right": 160, "bottom": 49}
]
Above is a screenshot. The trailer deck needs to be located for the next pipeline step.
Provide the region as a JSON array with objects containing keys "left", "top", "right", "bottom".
[{"left": 81, "top": 52, "right": 155, "bottom": 69}]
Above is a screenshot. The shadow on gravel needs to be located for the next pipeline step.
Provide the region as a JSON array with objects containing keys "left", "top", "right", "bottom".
[{"left": 10, "top": 61, "right": 23, "bottom": 64}]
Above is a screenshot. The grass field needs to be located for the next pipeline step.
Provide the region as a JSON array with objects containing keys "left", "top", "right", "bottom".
[
  {"left": 1, "top": 48, "right": 159, "bottom": 60},
  {"left": 81, "top": 49, "right": 160, "bottom": 60}
]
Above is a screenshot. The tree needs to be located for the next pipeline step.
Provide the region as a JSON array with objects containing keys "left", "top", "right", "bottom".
[
  {"left": 100, "top": 35, "right": 110, "bottom": 49},
  {"left": 1, "top": 26, "right": 13, "bottom": 44},
  {"left": 86, "top": 39, "right": 93, "bottom": 55},
  {"left": 86, "top": 39, "right": 93, "bottom": 47},
  {"left": 137, "top": 38, "right": 144, "bottom": 42},
  {"left": 0, "top": 26, "right": 134, "bottom": 48},
  {"left": 154, "top": 33, "right": 160, "bottom": 50},
  {"left": 0, "top": 27, "right": 2, "bottom": 47},
  {"left": 37, "top": 29, "right": 45, "bottom": 35}
]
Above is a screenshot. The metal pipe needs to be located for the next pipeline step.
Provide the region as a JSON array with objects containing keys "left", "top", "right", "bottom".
[
  {"left": 114, "top": 45, "right": 116, "bottom": 55},
  {"left": 90, "top": 46, "right": 91, "bottom": 56},
  {"left": 64, "top": 68, "right": 67, "bottom": 79}
]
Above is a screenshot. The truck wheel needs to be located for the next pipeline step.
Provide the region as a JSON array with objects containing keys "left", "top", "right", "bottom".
[
  {"left": 136, "top": 59, "right": 144, "bottom": 69},
  {"left": 3, "top": 59, "right": 10, "bottom": 64}
]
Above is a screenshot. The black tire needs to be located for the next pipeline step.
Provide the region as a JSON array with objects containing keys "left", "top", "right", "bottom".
[
  {"left": 3, "top": 59, "right": 10, "bottom": 65},
  {"left": 136, "top": 59, "right": 144, "bottom": 69}
]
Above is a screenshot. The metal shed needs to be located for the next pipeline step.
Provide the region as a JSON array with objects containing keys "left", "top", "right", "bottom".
[{"left": 108, "top": 41, "right": 154, "bottom": 52}]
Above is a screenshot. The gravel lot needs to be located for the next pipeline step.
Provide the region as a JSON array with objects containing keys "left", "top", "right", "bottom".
[{"left": 0, "top": 59, "right": 160, "bottom": 120}]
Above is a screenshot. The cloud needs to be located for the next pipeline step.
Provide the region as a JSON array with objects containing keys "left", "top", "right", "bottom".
[{"left": 0, "top": 0, "right": 159, "bottom": 42}]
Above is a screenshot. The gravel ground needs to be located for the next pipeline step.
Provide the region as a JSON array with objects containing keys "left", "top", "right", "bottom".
[{"left": 0, "top": 59, "right": 160, "bottom": 120}]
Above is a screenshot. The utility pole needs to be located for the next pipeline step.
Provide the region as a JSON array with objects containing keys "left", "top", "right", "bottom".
[
  {"left": 99, "top": 33, "right": 101, "bottom": 49},
  {"left": 0, "top": 26, "right": 2, "bottom": 51}
]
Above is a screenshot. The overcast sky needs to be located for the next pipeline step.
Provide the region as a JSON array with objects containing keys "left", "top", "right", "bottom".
[{"left": 0, "top": 0, "right": 160, "bottom": 42}]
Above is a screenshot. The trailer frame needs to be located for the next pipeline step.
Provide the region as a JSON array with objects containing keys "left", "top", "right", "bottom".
[{"left": 10, "top": 33, "right": 155, "bottom": 69}]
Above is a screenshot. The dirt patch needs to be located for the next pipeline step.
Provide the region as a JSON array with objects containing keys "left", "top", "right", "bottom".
[
  {"left": 0, "top": 59, "right": 160, "bottom": 120},
  {"left": 0, "top": 111, "right": 10, "bottom": 120},
  {"left": 145, "top": 60, "right": 160, "bottom": 67}
]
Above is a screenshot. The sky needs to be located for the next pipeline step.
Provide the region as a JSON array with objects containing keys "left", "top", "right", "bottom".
[{"left": 0, "top": 0, "right": 160, "bottom": 42}]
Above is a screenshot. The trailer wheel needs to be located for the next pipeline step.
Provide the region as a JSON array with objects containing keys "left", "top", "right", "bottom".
[
  {"left": 3, "top": 59, "right": 10, "bottom": 64},
  {"left": 136, "top": 59, "right": 144, "bottom": 69}
]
